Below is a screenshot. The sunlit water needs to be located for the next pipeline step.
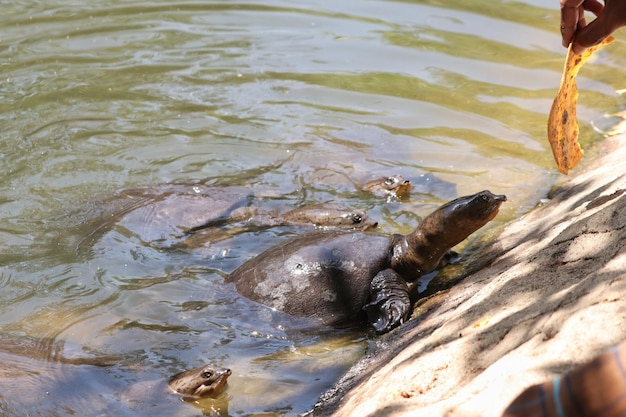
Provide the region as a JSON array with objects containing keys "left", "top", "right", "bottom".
[{"left": 2, "top": 0, "right": 626, "bottom": 415}]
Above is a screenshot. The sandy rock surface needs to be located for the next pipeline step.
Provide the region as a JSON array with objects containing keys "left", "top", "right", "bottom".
[{"left": 313, "top": 134, "right": 626, "bottom": 417}]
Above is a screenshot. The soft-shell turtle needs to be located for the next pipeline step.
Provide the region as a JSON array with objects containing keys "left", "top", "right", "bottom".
[
  {"left": 79, "top": 183, "right": 375, "bottom": 249},
  {"left": 361, "top": 174, "right": 412, "bottom": 199},
  {"left": 168, "top": 364, "right": 232, "bottom": 400},
  {"left": 228, "top": 190, "right": 506, "bottom": 333}
]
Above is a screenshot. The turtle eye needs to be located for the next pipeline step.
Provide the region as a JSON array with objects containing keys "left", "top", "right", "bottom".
[
  {"left": 481, "top": 194, "right": 489, "bottom": 201},
  {"left": 202, "top": 371, "right": 214, "bottom": 379},
  {"left": 351, "top": 214, "right": 363, "bottom": 223},
  {"left": 384, "top": 177, "right": 395, "bottom": 185}
]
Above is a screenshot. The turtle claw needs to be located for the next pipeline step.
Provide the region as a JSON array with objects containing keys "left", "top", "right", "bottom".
[
  {"left": 439, "top": 250, "right": 460, "bottom": 267},
  {"left": 366, "top": 298, "right": 409, "bottom": 333},
  {"left": 363, "top": 269, "right": 411, "bottom": 334}
]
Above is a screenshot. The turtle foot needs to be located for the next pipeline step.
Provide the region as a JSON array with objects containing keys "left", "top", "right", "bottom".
[
  {"left": 363, "top": 269, "right": 410, "bottom": 334},
  {"left": 365, "top": 298, "right": 410, "bottom": 333}
]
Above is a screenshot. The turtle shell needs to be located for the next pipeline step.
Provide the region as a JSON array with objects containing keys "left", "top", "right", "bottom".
[
  {"left": 82, "top": 184, "right": 253, "bottom": 247},
  {"left": 228, "top": 230, "right": 393, "bottom": 326}
]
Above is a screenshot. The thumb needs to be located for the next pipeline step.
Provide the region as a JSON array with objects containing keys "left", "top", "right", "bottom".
[{"left": 573, "top": 13, "right": 613, "bottom": 53}]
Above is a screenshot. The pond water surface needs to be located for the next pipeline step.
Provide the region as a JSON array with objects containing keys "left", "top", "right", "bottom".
[{"left": 2, "top": 0, "right": 626, "bottom": 416}]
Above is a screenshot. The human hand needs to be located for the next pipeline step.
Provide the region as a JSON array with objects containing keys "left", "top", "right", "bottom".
[{"left": 561, "top": 0, "right": 626, "bottom": 54}]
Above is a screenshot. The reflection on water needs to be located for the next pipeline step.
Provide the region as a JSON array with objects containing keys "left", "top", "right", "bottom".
[{"left": 2, "top": 0, "right": 626, "bottom": 415}]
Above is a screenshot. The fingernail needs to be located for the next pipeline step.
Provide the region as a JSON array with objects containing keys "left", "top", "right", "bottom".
[{"left": 572, "top": 44, "right": 586, "bottom": 55}]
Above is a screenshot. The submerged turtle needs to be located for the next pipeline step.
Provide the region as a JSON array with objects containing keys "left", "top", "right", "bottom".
[
  {"left": 225, "top": 203, "right": 376, "bottom": 231},
  {"left": 361, "top": 174, "right": 412, "bottom": 199},
  {"left": 228, "top": 190, "right": 506, "bottom": 334},
  {"left": 0, "top": 332, "right": 230, "bottom": 412},
  {"left": 78, "top": 183, "right": 375, "bottom": 249},
  {"left": 168, "top": 364, "right": 232, "bottom": 400},
  {"left": 361, "top": 173, "right": 460, "bottom": 202}
]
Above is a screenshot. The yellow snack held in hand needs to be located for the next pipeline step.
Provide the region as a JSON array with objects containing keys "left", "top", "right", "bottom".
[{"left": 547, "top": 36, "right": 614, "bottom": 174}]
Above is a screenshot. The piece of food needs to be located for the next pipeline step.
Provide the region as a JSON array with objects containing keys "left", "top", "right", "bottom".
[{"left": 547, "top": 36, "right": 614, "bottom": 174}]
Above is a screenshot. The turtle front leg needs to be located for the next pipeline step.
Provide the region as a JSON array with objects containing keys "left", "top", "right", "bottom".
[{"left": 363, "top": 269, "right": 410, "bottom": 334}]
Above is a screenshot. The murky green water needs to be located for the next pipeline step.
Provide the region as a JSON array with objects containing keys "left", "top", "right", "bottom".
[{"left": 2, "top": 0, "right": 626, "bottom": 415}]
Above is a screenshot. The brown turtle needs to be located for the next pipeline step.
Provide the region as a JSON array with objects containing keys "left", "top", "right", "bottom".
[
  {"left": 168, "top": 364, "right": 232, "bottom": 400},
  {"left": 361, "top": 174, "right": 412, "bottom": 199},
  {"left": 78, "top": 183, "right": 376, "bottom": 249},
  {"left": 228, "top": 190, "right": 506, "bottom": 333}
]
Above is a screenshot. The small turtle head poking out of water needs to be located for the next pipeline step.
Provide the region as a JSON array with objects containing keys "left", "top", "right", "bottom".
[
  {"left": 362, "top": 175, "right": 412, "bottom": 199},
  {"left": 168, "top": 364, "right": 232, "bottom": 400}
]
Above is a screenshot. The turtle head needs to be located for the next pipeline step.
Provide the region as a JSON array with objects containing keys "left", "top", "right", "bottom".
[
  {"left": 436, "top": 190, "right": 506, "bottom": 245},
  {"left": 392, "top": 190, "right": 505, "bottom": 280},
  {"left": 338, "top": 209, "right": 379, "bottom": 231},
  {"left": 363, "top": 175, "right": 412, "bottom": 199},
  {"left": 379, "top": 175, "right": 412, "bottom": 197},
  {"left": 168, "top": 364, "right": 232, "bottom": 400}
]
